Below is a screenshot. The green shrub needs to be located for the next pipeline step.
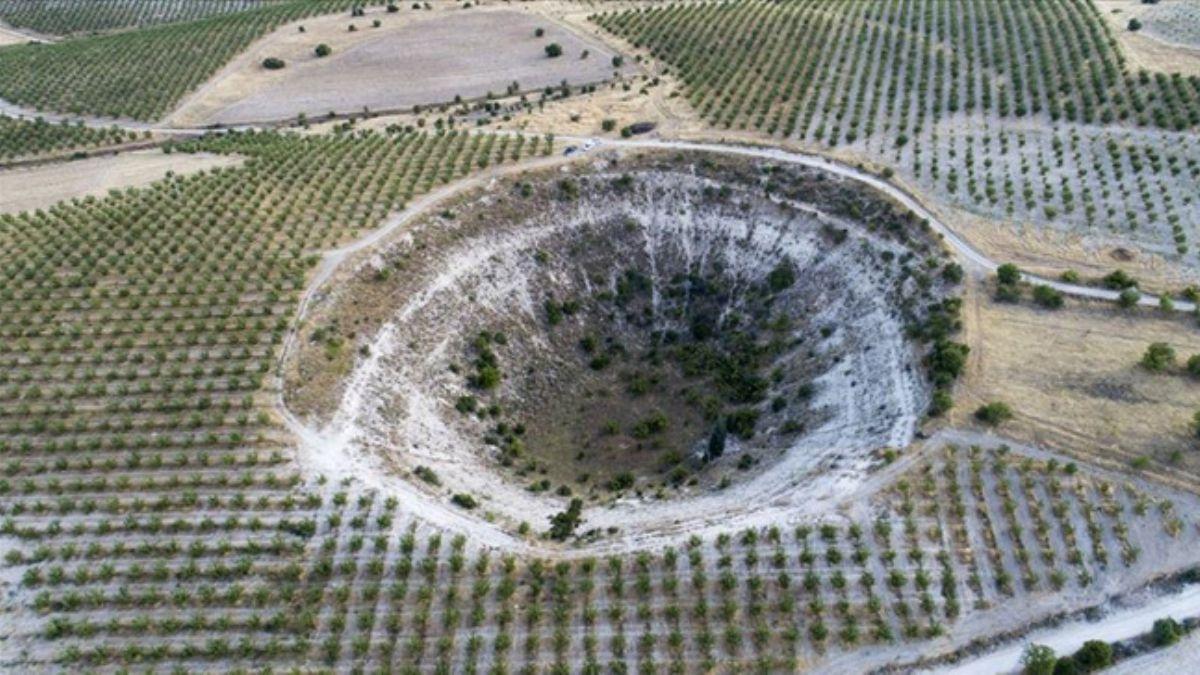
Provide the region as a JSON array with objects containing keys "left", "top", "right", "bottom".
[
  {"left": 1186, "top": 354, "right": 1200, "bottom": 377},
  {"left": 767, "top": 259, "right": 796, "bottom": 292},
  {"left": 547, "top": 498, "right": 584, "bottom": 540},
  {"left": 1032, "top": 284, "right": 1064, "bottom": 309},
  {"left": 929, "top": 389, "right": 954, "bottom": 416},
  {"left": 451, "top": 493, "right": 478, "bottom": 509},
  {"left": 1071, "top": 640, "right": 1113, "bottom": 672},
  {"left": 315, "top": 43, "right": 332, "bottom": 57},
  {"left": 262, "top": 57, "right": 286, "bottom": 70},
  {"left": 927, "top": 340, "right": 970, "bottom": 386},
  {"left": 1152, "top": 617, "right": 1182, "bottom": 646},
  {"left": 414, "top": 465, "right": 441, "bottom": 486},
  {"left": 455, "top": 395, "right": 478, "bottom": 413},
  {"left": 607, "top": 472, "right": 635, "bottom": 491},
  {"left": 996, "top": 283, "right": 1022, "bottom": 303},
  {"left": 1103, "top": 269, "right": 1138, "bottom": 290},
  {"left": 1140, "top": 342, "right": 1175, "bottom": 372},
  {"left": 630, "top": 411, "right": 668, "bottom": 438},
  {"left": 1118, "top": 288, "right": 1141, "bottom": 309},
  {"left": 996, "top": 263, "right": 1022, "bottom": 285},
  {"left": 545, "top": 43, "right": 563, "bottom": 58},
  {"left": 725, "top": 408, "right": 759, "bottom": 439},
  {"left": 1053, "top": 657, "right": 1079, "bottom": 675},
  {"left": 974, "top": 401, "right": 1014, "bottom": 426},
  {"left": 1021, "top": 643, "right": 1056, "bottom": 675}
]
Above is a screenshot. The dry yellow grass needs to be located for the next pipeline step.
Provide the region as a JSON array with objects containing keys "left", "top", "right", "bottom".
[
  {"left": 952, "top": 280, "right": 1200, "bottom": 489},
  {"left": 932, "top": 204, "right": 1199, "bottom": 293},
  {"left": 1095, "top": 0, "right": 1200, "bottom": 77}
]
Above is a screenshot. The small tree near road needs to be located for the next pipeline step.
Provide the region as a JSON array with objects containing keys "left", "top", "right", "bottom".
[
  {"left": 545, "top": 43, "right": 563, "bottom": 58},
  {"left": 996, "top": 263, "right": 1022, "bottom": 285},
  {"left": 1072, "top": 640, "right": 1113, "bottom": 671},
  {"left": 1152, "top": 617, "right": 1182, "bottom": 646},
  {"left": 1021, "top": 643, "right": 1056, "bottom": 675},
  {"left": 1032, "top": 284, "right": 1063, "bottom": 309}
]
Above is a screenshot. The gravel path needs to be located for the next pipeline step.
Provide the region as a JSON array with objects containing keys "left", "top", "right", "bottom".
[{"left": 934, "top": 583, "right": 1200, "bottom": 674}]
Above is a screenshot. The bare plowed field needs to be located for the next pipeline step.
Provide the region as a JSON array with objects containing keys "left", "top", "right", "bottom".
[{"left": 179, "top": 6, "right": 618, "bottom": 125}]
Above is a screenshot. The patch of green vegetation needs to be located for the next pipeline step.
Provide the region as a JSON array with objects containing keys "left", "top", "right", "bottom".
[
  {"left": 0, "top": 115, "right": 139, "bottom": 161},
  {"left": 547, "top": 497, "right": 583, "bottom": 539},
  {"left": 450, "top": 493, "right": 478, "bottom": 509},
  {"left": 414, "top": 465, "right": 441, "bottom": 486},
  {"left": 467, "top": 331, "right": 503, "bottom": 390},
  {"left": 0, "top": 0, "right": 359, "bottom": 120},
  {"left": 630, "top": 411, "right": 668, "bottom": 439},
  {"left": 974, "top": 401, "right": 1014, "bottom": 426},
  {"left": 1141, "top": 342, "right": 1176, "bottom": 372}
]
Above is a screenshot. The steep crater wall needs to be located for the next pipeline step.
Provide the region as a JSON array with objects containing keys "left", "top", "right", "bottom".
[{"left": 287, "top": 151, "right": 963, "bottom": 547}]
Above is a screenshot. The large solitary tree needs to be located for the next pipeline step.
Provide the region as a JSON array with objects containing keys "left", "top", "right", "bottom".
[{"left": 548, "top": 498, "right": 583, "bottom": 540}]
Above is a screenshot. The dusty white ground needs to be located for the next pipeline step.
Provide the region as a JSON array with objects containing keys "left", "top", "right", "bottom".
[
  {"left": 172, "top": 5, "right": 620, "bottom": 126},
  {"left": 0, "top": 17, "right": 50, "bottom": 45},
  {"left": 1107, "top": 628, "right": 1200, "bottom": 674},
  {"left": 937, "top": 584, "right": 1200, "bottom": 674},
  {"left": 0, "top": 148, "right": 239, "bottom": 215},
  {"left": 1096, "top": 0, "right": 1200, "bottom": 52}
]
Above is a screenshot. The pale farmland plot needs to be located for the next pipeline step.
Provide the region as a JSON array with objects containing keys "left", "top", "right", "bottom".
[
  {"left": 0, "top": 148, "right": 240, "bottom": 215},
  {"left": 594, "top": 0, "right": 1200, "bottom": 280},
  {"left": 177, "top": 6, "right": 619, "bottom": 126}
]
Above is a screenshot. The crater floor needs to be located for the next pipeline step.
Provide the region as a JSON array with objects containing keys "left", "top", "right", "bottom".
[{"left": 287, "top": 151, "right": 958, "bottom": 547}]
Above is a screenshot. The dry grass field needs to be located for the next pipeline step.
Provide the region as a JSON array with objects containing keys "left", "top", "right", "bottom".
[
  {"left": 955, "top": 282, "right": 1200, "bottom": 486},
  {"left": 1096, "top": 0, "right": 1200, "bottom": 76},
  {"left": 0, "top": 148, "right": 239, "bottom": 214},
  {"left": 172, "top": 5, "right": 619, "bottom": 125}
]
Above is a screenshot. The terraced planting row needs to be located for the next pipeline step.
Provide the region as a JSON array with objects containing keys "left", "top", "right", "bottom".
[
  {"left": 0, "top": 0, "right": 359, "bottom": 120},
  {"left": 0, "top": 127, "right": 551, "bottom": 669},
  {"left": 593, "top": 0, "right": 1200, "bottom": 258},
  {"left": 0, "top": 0, "right": 287, "bottom": 36},
  {"left": 886, "top": 442, "right": 1200, "bottom": 621},
  {"left": 0, "top": 114, "right": 142, "bottom": 161},
  {"left": 14, "top": 436, "right": 1191, "bottom": 672},
  {"left": 21, "top": 483, "right": 964, "bottom": 671}
]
